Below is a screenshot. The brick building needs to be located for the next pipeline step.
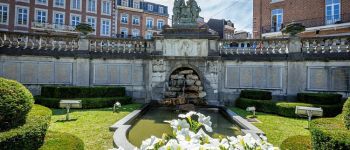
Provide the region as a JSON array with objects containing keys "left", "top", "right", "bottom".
[
  {"left": 0, "top": 0, "right": 115, "bottom": 37},
  {"left": 116, "top": 0, "right": 168, "bottom": 39},
  {"left": 253, "top": 0, "right": 350, "bottom": 38}
]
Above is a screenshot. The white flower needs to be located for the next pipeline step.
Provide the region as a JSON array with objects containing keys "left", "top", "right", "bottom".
[
  {"left": 176, "top": 128, "right": 200, "bottom": 144},
  {"left": 178, "top": 111, "right": 197, "bottom": 119},
  {"left": 197, "top": 113, "right": 213, "bottom": 132},
  {"left": 165, "top": 119, "right": 190, "bottom": 132},
  {"left": 219, "top": 138, "right": 229, "bottom": 149},
  {"left": 159, "top": 139, "right": 182, "bottom": 150},
  {"left": 140, "top": 136, "right": 161, "bottom": 150}
]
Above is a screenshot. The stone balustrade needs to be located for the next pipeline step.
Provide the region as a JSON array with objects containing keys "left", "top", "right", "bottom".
[
  {"left": 218, "top": 38, "right": 289, "bottom": 55},
  {"left": 0, "top": 31, "right": 79, "bottom": 51},
  {"left": 301, "top": 36, "right": 350, "bottom": 53},
  {"left": 88, "top": 37, "right": 154, "bottom": 53}
]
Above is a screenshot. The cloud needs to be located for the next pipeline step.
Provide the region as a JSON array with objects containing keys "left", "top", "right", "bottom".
[{"left": 146, "top": 0, "right": 253, "bottom": 33}]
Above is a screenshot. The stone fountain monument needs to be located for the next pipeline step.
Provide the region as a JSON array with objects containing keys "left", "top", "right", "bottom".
[{"left": 158, "top": 0, "right": 218, "bottom": 109}]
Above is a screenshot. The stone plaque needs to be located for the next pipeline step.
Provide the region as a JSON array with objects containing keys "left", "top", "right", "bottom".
[
  {"left": 108, "top": 65, "right": 119, "bottom": 84},
  {"left": 226, "top": 67, "right": 239, "bottom": 88},
  {"left": 133, "top": 65, "right": 144, "bottom": 85},
  {"left": 3, "top": 62, "right": 19, "bottom": 81},
  {"left": 55, "top": 63, "right": 72, "bottom": 84},
  {"left": 267, "top": 67, "right": 282, "bottom": 89},
  {"left": 38, "top": 62, "right": 54, "bottom": 84},
  {"left": 21, "top": 62, "right": 38, "bottom": 83},
  {"left": 330, "top": 68, "right": 348, "bottom": 91},
  {"left": 253, "top": 67, "right": 267, "bottom": 88},
  {"left": 240, "top": 68, "right": 253, "bottom": 88},
  {"left": 163, "top": 39, "right": 208, "bottom": 57},
  {"left": 119, "top": 64, "right": 132, "bottom": 84},
  {"left": 309, "top": 68, "right": 328, "bottom": 90},
  {"left": 94, "top": 64, "right": 108, "bottom": 84}
]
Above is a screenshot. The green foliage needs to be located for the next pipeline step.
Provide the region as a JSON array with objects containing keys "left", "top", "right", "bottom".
[
  {"left": 236, "top": 98, "right": 343, "bottom": 118},
  {"left": 0, "top": 77, "right": 34, "bottom": 131},
  {"left": 281, "top": 22, "right": 305, "bottom": 36},
  {"left": 297, "top": 93, "right": 343, "bottom": 105},
  {"left": 41, "top": 86, "right": 126, "bottom": 98},
  {"left": 239, "top": 90, "right": 272, "bottom": 100},
  {"left": 35, "top": 96, "right": 132, "bottom": 109},
  {"left": 0, "top": 105, "right": 52, "bottom": 150},
  {"left": 343, "top": 98, "right": 350, "bottom": 130},
  {"left": 40, "top": 131, "right": 84, "bottom": 150},
  {"left": 75, "top": 23, "right": 95, "bottom": 35},
  {"left": 280, "top": 135, "right": 312, "bottom": 150},
  {"left": 310, "top": 117, "right": 350, "bottom": 150}
]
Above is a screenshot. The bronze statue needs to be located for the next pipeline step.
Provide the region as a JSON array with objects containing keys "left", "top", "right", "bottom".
[{"left": 172, "top": 0, "right": 201, "bottom": 28}]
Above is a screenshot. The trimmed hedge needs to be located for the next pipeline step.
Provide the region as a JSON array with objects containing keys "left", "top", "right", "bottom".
[
  {"left": 280, "top": 135, "right": 312, "bottom": 150},
  {"left": 0, "top": 77, "right": 34, "bottom": 131},
  {"left": 40, "top": 131, "right": 84, "bottom": 150},
  {"left": 236, "top": 98, "right": 343, "bottom": 117},
  {"left": 344, "top": 98, "right": 350, "bottom": 130},
  {"left": 41, "top": 86, "right": 126, "bottom": 98},
  {"left": 35, "top": 96, "right": 132, "bottom": 109},
  {"left": 310, "top": 117, "right": 350, "bottom": 150},
  {"left": 297, "top": 93, "right": 343, "bottom": 105},
  {"left": 0, "top": 105, "right": 52, "bottom": 150},
  {"left": 239, "top": 90, "right": 272, "bottom": 100}
]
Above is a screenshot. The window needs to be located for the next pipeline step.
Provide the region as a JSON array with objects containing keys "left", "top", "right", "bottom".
[
  {"left": 146, "top": 31, "right": 153, "bottom": 39},
  {"left": 132, "top": 16, "right": 140, "bottom": 25},
  {"left": 271, "top": 9, "right": 283, "bottom": 32},
  {"left": 86, "top": 16, "right": 96, "bottom": 33},
  {"left": 54, "top": 12, "right": 64, "bottom": 25},
  {"left": 36, "top": 9, "right": 47, "bottom": 23},
  {"left": 121, "top": 28, "right": 128, "bottom": 38},
  {"left": 132, "top": 29, "right": 140, "bottom": 37},
  {"left": 87, "top": 0, "right": 96, "bottom": 12},
  {"left": 16, "top": 6, "right": 28, "bottom": 26},
  {"left": 71, "top": 0, "right": 81, "bottom": 10},
  {"left": 121, "top": 14, "right": 128, "bottom": 24},
  {"left": 159, "top": 7, "right": 164, "bottom": 13},
  {"left": 157, "top": 20, "right": 164, "bottom": 30},
  {"left": 0, "top": 4, "right": 8, "bottom": 24},
  {"left": 146, "top": 18, "right": 153, "bottom": 29},
  {"left": 102, "top": 1, "right": 111, "bottom": 15},
  {"left": 133, "top": 2, "right": 140, "bottom": 9},
  {"left": 101, "top": 19, "right": 110, "bottom": 36},
  {"left": 36, "top": 0, "right": 48, "bottom": 5},
  {"left": 54, "top": 0, "right": 65, "bottom": 7},
  {"left": 121, "top": 0, "right": 128, "bottom": 7},
  {"left": 71, "top": 14, "right": 81, "bottom": 26},
  {"left": 148, "top": 4, "right": 153, "bottom": 11},
  {"left": 326, "top": 0, "right": 341, "bottom": 25}
]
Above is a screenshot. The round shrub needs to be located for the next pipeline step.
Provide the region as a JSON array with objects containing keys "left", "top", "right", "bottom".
[
  {"left": 343, "top": 98, "right": 350, "bottom": 130},
  {"left": 280, "top": 135, "right": 312, "bottom": 150},
  {"left": 0, "top": 105, "right": 52, "bottom": 150},
  {"left": 0, "top": 77, "right": 34, "bottom": 131},
  {"left": 297, "top": 93, "right": 343, "bottom": 105},
  {"left": 310, "top": 117, "right": 350, "bottom": 150},
  {"left": 40, "top": 131, "right": 84, "bottom": 150}
]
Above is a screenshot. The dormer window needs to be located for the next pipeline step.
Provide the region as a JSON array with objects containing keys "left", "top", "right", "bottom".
[
  {"left": 159, "top": 7, "right": 164, "bottom": 13},
  {"left": 133, "top": 2, "right": 140, "bottom": 9},
  {"left": 148, "top": 4, "right": 153, "bottom": 11},
  {"left": 121, "top": 0, "right": 128, "bottom": 7}
]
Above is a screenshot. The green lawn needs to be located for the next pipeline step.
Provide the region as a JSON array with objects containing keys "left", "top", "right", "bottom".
[
  {"left": 230, "top": 107, "right": 311, "bottom": 147},
  {"left": 41, "top": 104, "right": 142, "bottom": 150}
]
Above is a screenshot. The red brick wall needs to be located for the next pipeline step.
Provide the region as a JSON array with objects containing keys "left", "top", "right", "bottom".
[
  {"left": 253, "top": 0, "right": 350, "bottom": 38},
  {"left": 141, "top": 12, "right": 168, "bottom": 38},
  {"left": 116, "top": 9, "right": 143, "bottom": 37}
]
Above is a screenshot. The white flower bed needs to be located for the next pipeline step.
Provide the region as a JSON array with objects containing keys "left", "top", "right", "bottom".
[{"left": 114, "top": 111, "right": 274, "bottom": 150}]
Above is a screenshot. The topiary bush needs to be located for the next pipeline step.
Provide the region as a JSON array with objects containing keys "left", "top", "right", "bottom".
[
  {"left": 35, "top": 96, "right": 132, "bottom": 109},
  {"left": 236, "top": 98, "right": 343, "bottom": 118},
  {"left": 297, "top": 93, "right": 343, "bottom": 105},
  {"left": 40, "top": 131, "right": 84, "bottom": 150},
  {"left": 310, "top": 117, "right": 350, "bottom": 150},
  {"left": 343, "top": 98, "right": 350, "bottom": 130},
  {"left": 41, "top": 86, "right": 126, "bottom": 98},
  {"left": 239, "top": 90, "right": 272, "bottom": 100},
  {"left": 280, "top": 135, "right": 312, "bottom": 150},
  {"left": 0, "top": 105, "right": 52, "bottom": 150},
  {"left": 0, "top": 77, "right": 34, "bottom": 131}
]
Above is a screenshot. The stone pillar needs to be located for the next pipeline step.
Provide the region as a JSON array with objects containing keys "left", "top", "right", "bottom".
[
  {"left": 288, "top": 36, "right": 302, "bottom": 53},
  {"left": 78, "top": 38, "right": 89, "bottom": 51}
]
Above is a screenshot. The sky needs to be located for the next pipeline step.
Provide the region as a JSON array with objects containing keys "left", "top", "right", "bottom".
[{"left": 147, "top": 0, "right": 253, "bottom": 33}]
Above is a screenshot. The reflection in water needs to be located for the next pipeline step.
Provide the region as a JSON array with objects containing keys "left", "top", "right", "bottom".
[{"left": 128, "top": 107, "right": 242, "bottom": 147}]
